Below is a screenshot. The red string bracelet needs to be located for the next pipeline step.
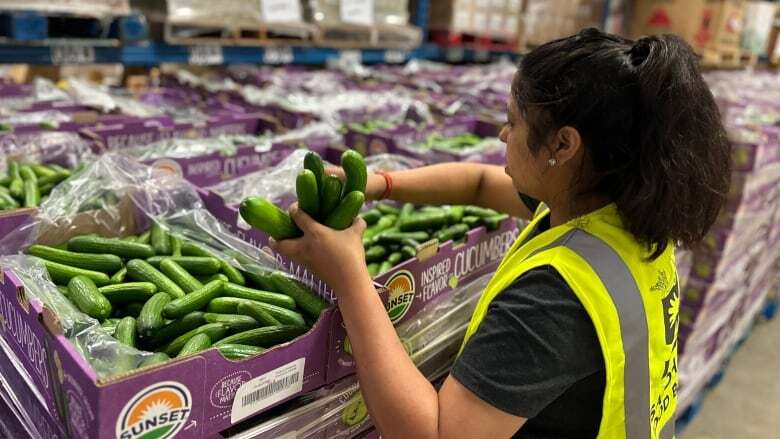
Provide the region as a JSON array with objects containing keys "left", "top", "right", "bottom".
[{"left": 377, "top": 171, "right": 393, "bottom": 200}]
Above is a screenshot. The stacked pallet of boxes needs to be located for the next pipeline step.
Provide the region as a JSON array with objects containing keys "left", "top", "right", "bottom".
[
  {"left": 523, "top": 0, "right": 606, "bottom": 47},
  {"left": 428, "top": 0, "right": 526, "bottom": 49},
  {"left": 677, "top": 70, "right": 780, "bottom": 413},
  {"left": 306, "top": 0, "right": 422, "bottom": 48}
]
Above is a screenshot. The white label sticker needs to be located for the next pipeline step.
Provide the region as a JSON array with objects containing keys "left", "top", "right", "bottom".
[
  {"left": 263, "top": 46, "right": 294, "bottom": 64},
  {"left": 261, "top": 0, "right": 302, "bottom": 23},
  {"left": 50, "top": 45, "right": 95, "bottom": 64},
  {"left": 188, "top": 45, "right": 224, "bottom": 65},
  {"left": 340, "top": 49, "right": 362, "bottom": 65},
  {"left": 341, "top": 0, "right": 374, "bottom": 26},
  {"left": 384, "top": 50, "right": 407, "bottom": 64},
  {"left": 231, "top": 358, "right": 305, "bottom": 423}
]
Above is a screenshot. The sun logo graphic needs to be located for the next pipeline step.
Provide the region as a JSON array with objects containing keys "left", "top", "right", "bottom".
[
  {"left": 151, "top": 159, "right": 183, "bottom": 178},
  {"left": 385, "top": 270, "right": 415, "bottom": 323},
  {"left": 116, "top": 382, "right": 192, "bottom": 439}
]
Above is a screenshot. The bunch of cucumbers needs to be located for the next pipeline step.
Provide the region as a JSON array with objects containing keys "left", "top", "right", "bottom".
[
  {"left": 0, "top": 160, "right": 72, "bottom": 210},
  {"left": 29, "top": 222, "right": 329, "bottom": 368},
  {"left": 345, "top": 120, "right": 396, "bottom": 135},
  {"left": 361, "top": 203, "right": 509, "bottom": 276},
  {"left": 240, "top": 149, "right": 367, "bottom": 240},
  {"left": 421, "top": 133, "right": 483, "bottom": 152}
]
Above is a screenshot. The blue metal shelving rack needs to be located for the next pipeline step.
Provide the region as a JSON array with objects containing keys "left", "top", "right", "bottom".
[{"left": 0, "top": 0, "right": 518, "bottom": 65}]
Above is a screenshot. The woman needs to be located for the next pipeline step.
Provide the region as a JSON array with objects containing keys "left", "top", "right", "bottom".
[{"left": 272, "top": 29, "right": 731, "bottom": 439}]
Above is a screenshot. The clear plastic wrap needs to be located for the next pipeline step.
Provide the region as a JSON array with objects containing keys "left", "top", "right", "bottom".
[
  {"left": 0, "top": 131, "right": 95, "bottom": 174},
  {"left": 64, "top": 78, "right": 162, "bottom": 117},
  {"left": 122, "top": 134, "right": 270, "bottom": 161},
  {"left": 0, "top": 153, "right": 287, "bottom": 379},
  {"left": 229, "top": 273, "right": 491, "bottom": 439}
]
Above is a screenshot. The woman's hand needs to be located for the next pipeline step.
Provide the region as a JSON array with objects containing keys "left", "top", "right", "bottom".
[
  {"left": 270, "top": 203, "right": 370, "bottom": 295},
  {"left": 325, "top": 166, "right": 387, "bottom": 201}
]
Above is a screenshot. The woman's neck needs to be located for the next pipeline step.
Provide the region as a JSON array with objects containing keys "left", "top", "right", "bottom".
[{"left": 546, "top": 192, "right": 611, "bottom": 228}]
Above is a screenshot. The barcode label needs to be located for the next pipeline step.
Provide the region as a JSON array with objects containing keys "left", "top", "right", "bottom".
[
  {"left": 231, "top": 358, "right": 305, "bottom": 423},
  {"left": 241, "top": 374, "right": 299, "bottom": 407},
  {"left": 50, "top": 45, "right": 95, "bottom": 64},
  {"left": 188, "top": 46, "right": 223, "bottom": 65}
]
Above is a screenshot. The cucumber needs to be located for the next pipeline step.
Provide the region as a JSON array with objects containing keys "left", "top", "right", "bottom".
[
  {"left": 303, "top": 151, "right": 325, "bottom": 188},
  {"left": 239, "top": 197, "right": 302, "bottom": 240},
  {"left": 177, "top": 333, "right": 212, "bottom": 357},
  {"left": 162, "top": 323, "right": 228, "bottom": 356},
  {"left": 375, "top": 231, "right": 429, "bottom": 244},
  {"left": 375, "top": 203, "right": 400, "bottom": 216},
  {"left": 27, "top": 245, "right": 123, "bottom": 273},
  {"left": 217, "top": 344, "right": 266, "bottom": 360},
  {"left": 160, "top": 259, "right": 203, "bottom": 293},
  {"left": 242, "top": 269, "right": 276, "bottom": 291},
  {"left": 399, "top": 211, "right": 450, "bottom": 232},
  {"left": 213, "top": 325, "right": 309, "bottom": 347},
  {"left": 223, "top": 283, "right": 297, "bottom": 309},
  {"left": 170, "top": 235, "right": 182, "bottom": 256},
  {"left": 23, "top": 179, "right": 40, "bottom": 207},
  {"left": 367, "top": 263, "right": 379, "bottom": 277},
  {"left": 397, "top": 203, "right": 415, "bottom": 224},
  {"left": 126, "top": 259, "right": 186, "bottom": 299},
  {"left": 365, "top": 245, "right": 387, "bottom": 263},
  {"left": 36, "top": 172, "right": 68, "bottom": 187},
  {"left": 297, "top": 169, "right": 320, "bottom": 219},
  {"left": 38, "top": 183, "right": 54, "bottom": 197},
  {"left": 56, "top": 285, "right": 70, "bottom": 298},
  {"left": 340, "top": 150, "right": 367, "bottom": 196},
  {"left": 179, "top": 242, "right": 244, "bottom": 285},
  {"left": 483, "top": 214, "right": 509, "bottom": 230},
  {"left": 268, "top": 272, "right": 329, "bottom": 318},
  {"left": 8, "top": 162, "right": 23, "bottom": 199},
  {"left": 363, "top": 215, "right": 397, "bottom": 240},
  {"left": 163, "top": 280, "right": 225, "bottom": 319},
  {"left": 387, "top": 252, "right": 403, "bottom": 265},
  {"left": 462, "top": 215, "right": 482, "bottom": 228},
  {"left": 68, "top": 236, "right": 155, "bottom": 259},
  {"left": 236, "top": 301, "right": 281, "bottom": 326},
  {"left": 101, "top": 318, "right": 120, "bottom": 336},
  {"left": 464, "top": 206, "right": 500, "bottom": 218},
  {"left": 110, "top": 267, "right": 127, "bottom": 284},
  {"left": 42, "top": 259, "right": 111, "bottom": 287},
  {"left": 400, "top": 238, "right": 420, "bottom": 248},
  {"left": 98, "top": 282, "right": 158, "bottom": 304},
  {"left": 401, "top": 246, "right": 416, "bottom": 260},
  {"left": 378, "top": 261, "right": 393, "bottom": 274},
  {"left": 137, "top": 231, "right": 151, "bottom": 245},
  {"left": 320, "top": 174, "right": 343, "bottom": 220},
  {"left": 151, "top": 222, "right": 171, "bottom": 255},
  {"left": 19, "top": 166, "right": 37, "bottom": 183},
  {"left": 115, "top": 317, "right": 137, "bottom": 347},
  {"left": 203, "top": 313, "right": 259, "bottom": 332},
  {"left": 325, "top": 191, "right": 364, "bottom": 230},
  {"left": 122, "top": 235, "right": 138, "bottom": 242},
  {"left": 146, "top": 256, "right": 221, "bottom": 275},
  {"left": 200, "top": 273, "right": 229, "bottom": 284},
  {"left": 139, "top": 352, "right": 170, "bottom": 368},
  {"left": 31, "top": 164, "right": 57, "bottom": 178},
  {"left": 143, "top": 311, "right": 206, "bottom": 348},
  {"left": 434, "top": 224, "right": 469, "bottom": 242},
  {"left": 446, "top": 206, "right": 465, "bottom": 224},
  {"left": 359, "top": 209, "right": 382, "bottom": 225},
  {"left": 136, "top": 292, "right": 172, "bottom": 337},
  {"left": 0, "top": 190, "right": 19, "bottom": 209},
  {"left": 209, "top": 297, "right": 306, "bottom": 326},
  {"left": 68, "top": 276, "right": 112, "bottom": 320}
]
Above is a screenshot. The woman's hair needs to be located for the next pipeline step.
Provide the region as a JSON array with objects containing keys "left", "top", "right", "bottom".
[{"left": 513, "top": 28, "right": 731, "bottom": 259}]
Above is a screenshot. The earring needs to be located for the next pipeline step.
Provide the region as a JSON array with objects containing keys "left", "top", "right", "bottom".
[{"left": 548, "top": 158, "right": 557, "bottom": 167}]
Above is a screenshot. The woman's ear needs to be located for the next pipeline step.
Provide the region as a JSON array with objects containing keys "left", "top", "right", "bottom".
[{"left": 550, "top": 126, "right": 582, "bottom": 166}]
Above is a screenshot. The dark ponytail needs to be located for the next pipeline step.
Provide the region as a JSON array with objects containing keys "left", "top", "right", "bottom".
[{"left": 513, "top": 28, "right": 731, "bottom": 259}]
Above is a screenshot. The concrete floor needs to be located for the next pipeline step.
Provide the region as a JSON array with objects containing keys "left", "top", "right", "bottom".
[{"left": 681, "top": 313, "right": 780, "bottom": 439}]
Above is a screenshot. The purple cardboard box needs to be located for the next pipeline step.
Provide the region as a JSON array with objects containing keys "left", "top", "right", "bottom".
[
  {"left": 0, "top": 265, "right": 334, "bottom": 439},
  {"left": 143, "top": 142, "right": 295, "bottom": 188},
  {"left": 350, "top": 117, "right": 505, "bottom": 165}
]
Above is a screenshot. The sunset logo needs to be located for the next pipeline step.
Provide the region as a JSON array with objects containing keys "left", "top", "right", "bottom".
[
  {"left": 151, "top": 159, "right": 183, "bottom": 178},
  {"left": 116, "top": 382, "right": 192, "bottom": 439},
  {"left": 385, "top": 270, "right": 415, "bottom": 323}
]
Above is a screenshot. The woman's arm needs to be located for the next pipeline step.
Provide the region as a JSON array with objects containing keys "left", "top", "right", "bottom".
[
  {"left": 272, "top": 207, "right": 526, "bottom": 439},
  {"left": 364, "top": 163, "right": 533, "bottom": 220}
]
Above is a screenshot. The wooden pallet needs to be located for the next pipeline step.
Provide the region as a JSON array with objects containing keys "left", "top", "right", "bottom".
[
  {"left": 0, "top": 10, "right": 147, "bottom": 43},
  {"left": 429, "top": 29, "right": 520, "bottom": 52},
  {"left": 163, "top": 19, "right": 315, "bottom": 46},
  {"left": 701, "top": 46, "right": 757, "bottom": 69},
  {"left": 314, "top": 23, "right": 422, "bottom": 49}
]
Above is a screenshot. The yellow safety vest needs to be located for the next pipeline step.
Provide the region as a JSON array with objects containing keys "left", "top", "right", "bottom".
[{"left": 462, "top": 203, "right": 679, "bottom": 439}]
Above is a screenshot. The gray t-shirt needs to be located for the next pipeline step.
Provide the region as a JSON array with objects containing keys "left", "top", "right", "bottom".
[{"left": 450, "top": 197, "right": 605, "bottom": 438}]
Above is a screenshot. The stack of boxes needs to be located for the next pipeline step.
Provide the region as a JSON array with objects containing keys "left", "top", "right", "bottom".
[
  {"left": 428, "top": 0, "right": 526, "bottom": 45},
  {"left": 677, "top": 70, "right": 780, "bottom": 412},
  {"left": 523, "top": 0, "right": 607, "bottom": 47}
]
